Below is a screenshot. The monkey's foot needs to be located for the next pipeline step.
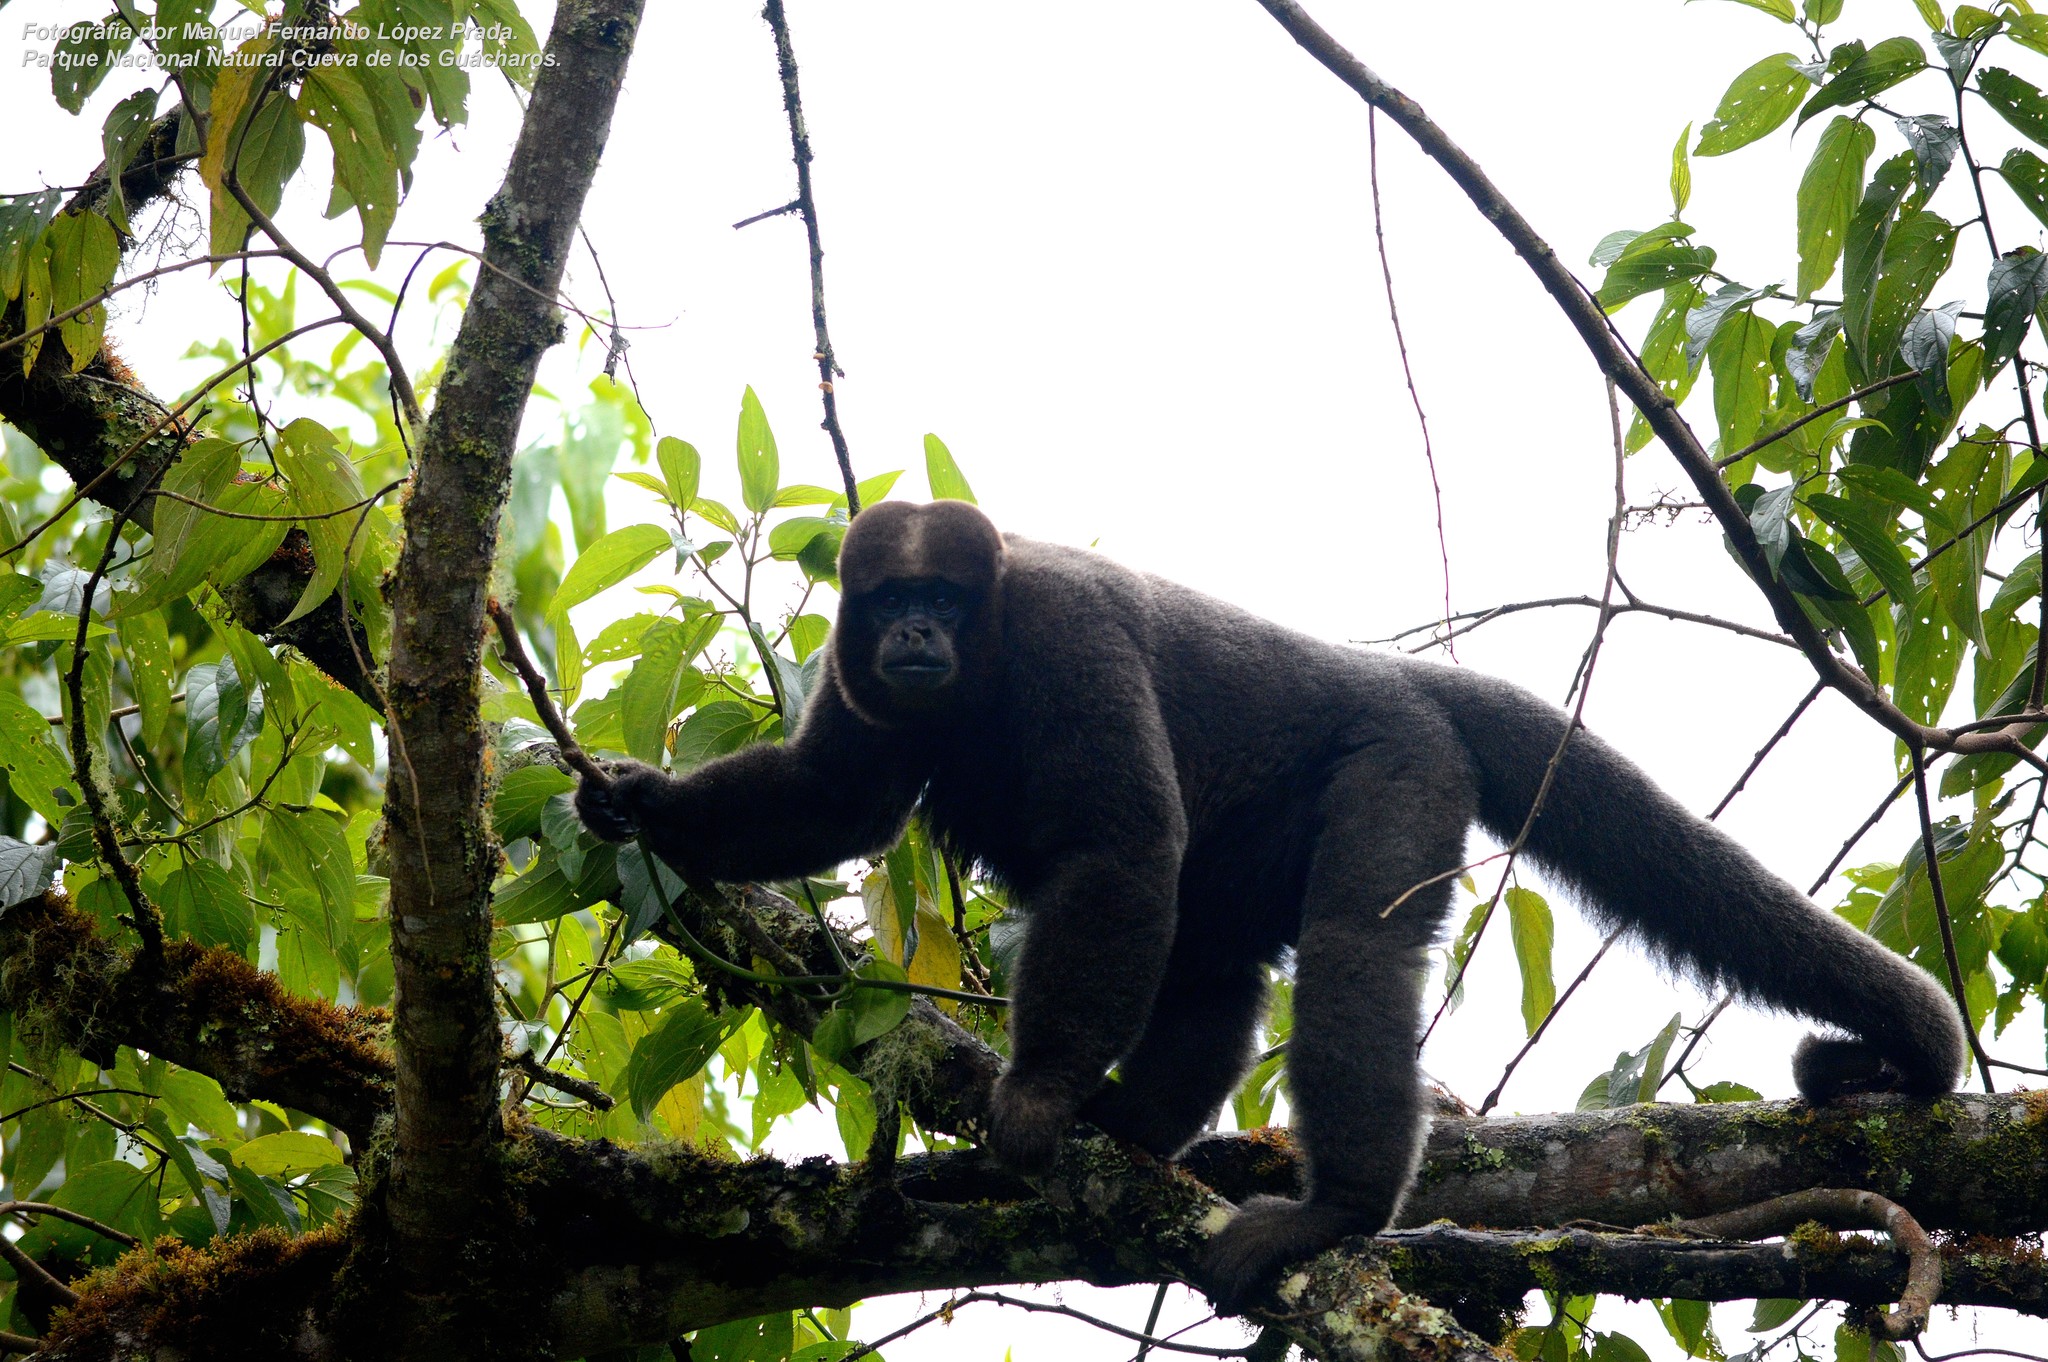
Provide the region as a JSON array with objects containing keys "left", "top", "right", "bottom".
[
  {"left": 1199, "top": 1195, "right": 1381, "bottom": 1313},
  {"left": 983, "top": 1077, "right": 1077, "bottom": 1177}
]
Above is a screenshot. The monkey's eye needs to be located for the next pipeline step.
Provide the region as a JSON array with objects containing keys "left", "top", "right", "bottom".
[
  {"left": 877, "top": 592, "right": 906, "bottom": 616},
  {"left": 931, "top": 592, "right": 958, "bottom": 615}
]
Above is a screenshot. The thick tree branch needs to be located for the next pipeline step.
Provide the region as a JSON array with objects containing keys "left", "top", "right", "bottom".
[
  {"left": 0, "top": 892, "right": 391, "bottom": 1143},
  {"left": 379, "top": 0, "right": 647, "bottom": 1350},
  {"left": 45, "top": 1100, "right": 2048, "bottom": 1360}
]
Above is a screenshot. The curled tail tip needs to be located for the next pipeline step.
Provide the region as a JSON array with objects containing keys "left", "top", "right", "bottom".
[{"left": 1792, "top": 1024, "right": 1966, "bottom": 1104}]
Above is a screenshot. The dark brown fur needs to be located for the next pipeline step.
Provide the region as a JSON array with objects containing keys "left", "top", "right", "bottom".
[{"left": 576, "top": 501, "right": 1966, "bottom": 1309}]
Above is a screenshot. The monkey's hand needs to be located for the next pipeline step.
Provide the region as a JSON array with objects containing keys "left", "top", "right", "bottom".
[
  {"left": 983, "top": 1074, "right": 1076, "bottom": 1177},
  {"left": 573, "top": 759, "right": 673, "bottom": 844}
]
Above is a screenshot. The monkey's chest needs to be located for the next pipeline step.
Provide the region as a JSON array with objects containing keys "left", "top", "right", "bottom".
[{"left": 916, "top": 761, "right": 1029, "bottom": 880}]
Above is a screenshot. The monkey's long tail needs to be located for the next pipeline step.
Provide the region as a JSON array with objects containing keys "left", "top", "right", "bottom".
[{"left": 1414, "top": 664, "right": 1967, "bottom": 1099}]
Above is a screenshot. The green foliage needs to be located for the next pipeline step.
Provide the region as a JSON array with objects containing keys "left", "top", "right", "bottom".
[{"left": 1586, "top": 2, "right": 2048, "bottom": 1144}]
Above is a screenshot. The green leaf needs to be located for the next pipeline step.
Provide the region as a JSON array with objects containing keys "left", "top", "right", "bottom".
[
  {"left": 0, "top": 838, "right": 57, "bottom": 912},
  {"left": 623, "top": 999, "right": 733, "bottom": 1120},
  {"left": 97, "top": 89, "right": 159, "bottom": 235},
  {"left": 51, "top": 14, "right": 136, "bottom": 113},
  {"left": 736, "top": 387, "right": 780, "bottom": 515},
  {"left": 184, "top": 655, "right": 263, "bottom": 790},
  {"left": 1895, "top": 114, "right": 1959, "bottom": 203},
  {"left": 0, "top": 190, "right": 62, "bottom": 304},
  {"left": 1715, "top": 0, "right": 1796, "bottom": 19},
  {"left": 549, "top": 523, "right": 671, "bottom": 622},
  {"left": 207, "top": 82, "right": 306, "bottom": 262},
  {"left": 1978, "top": 67, "right": 2048, "bottom": 149},
  {"left": 1661, "top": 1299, "right": 1717, "bottom": 1359},
  {"left": 1798, "top": 117, "right": 1876, "bottom": 301},
  {"left": 45, "top": 209, "right": 118, "bottom": 371},
  {"left": 159, "top": 860, "right": 255, "bottom": 955},
  {"left": 1984, "top": 249, "right": 2048, "bottom": 373},
  {"left": 1634, "top": 1013, "right": 1683, "bottom": 1104},
  {"left": 232, "top": 1130, "right": 344, "bottom": 1178},
  {"left": 274, "top": 418, "right": 371, "bottom": 623},
  {"left": 1751, "top": 1300, "right": 1808, "bottom": 1331},
  {"left": 261, "top": 807, "right": 356, "bottom": 936},
  {"left": 841, "top": 470, "right": 903, "bottom": 511},
  {"left": 115, "top": 609, "right": 173, "bottom": 748},
  {"left": 846, "top": 959, "right": 913, "bottom": 1045},
  {"left": 1505, "top": 886, "right": 1555, "bottom": 1037},
  {"left": 1591, "top": 1333, "right": 1655, "bottom": 1362},
  {"left": 1596, "top": 243, "right": 1717, "bottom": 310},
  {"left": 32, "top": 1159, "right": 157, "bottom": 1260},
  {"left": 0, "top": 692, "right": 76, "bottom": 823},
  {"left": 470, "top": 0, "right": 543, "bottom": 89},
  {"left": 924, "top": 433, "right": 977, "bottom": 504},
  {"left": 1695, "top": 54, "right": 1807, "bottom": 156},
  {"left": 1894, "top": 586, "right": 1967, "bottom": 726},
  {"left": 671, "top": 700, "right": 765, "bottom": 770},
  {"left": 158, "top": 1068, "right": 244, "bottom": 1143},
  {"left": 1798, "top": 37, "right": 1925, "bottom": 126},
  {"left": 299, "top": 65, "right": 404, "bottom": 266},
  {"left": 492, "top": 766, "right": 575, "bottom": 842},
  {"left": 619, "top": 618, "right": 712, "bottom": 765},
  {"left": 1696, "top": 1079, "right": 1765, "bottom": 1102},
  {"left": 1804, "top": 492, "right": 1916, "bottom": 601},
  {"left": 1998, "top": 148, "right": 2048, "bottom": 232},
  {"left": 657, "top": 436, "right": 701, "bottom": 510},
  {"left": 118, "top": 439, "right": 288, "bottom": 617},
  {"left": 695, "top": 1313, "right": 798, "bottom": 1362},
  {"left": 1709, "top": 311, "right": 1776, "bottom": 453},
  {"left": 1670, "top": 123, "right": 1692, "bottom": 216}
]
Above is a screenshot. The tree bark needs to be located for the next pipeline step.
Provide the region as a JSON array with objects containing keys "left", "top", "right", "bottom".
[{"left": 378, "top": 1, "right": 646, "bottom": 1352}]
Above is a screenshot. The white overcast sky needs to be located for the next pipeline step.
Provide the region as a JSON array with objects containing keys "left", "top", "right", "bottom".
[{"left": 4, "top": 1, "right": 2043, "bottom": 1357}]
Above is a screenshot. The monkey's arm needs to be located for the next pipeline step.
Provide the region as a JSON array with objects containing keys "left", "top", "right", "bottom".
[{"left": 574, "top": 676, "right": 925, "bottom": 884}]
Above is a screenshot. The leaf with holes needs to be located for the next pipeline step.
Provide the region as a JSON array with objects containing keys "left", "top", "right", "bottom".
[
  {"left": 1980, "top": 67, "right": 2048, "bottom": 150},
  {"left": 1985, "top": 249, "right": 2048, "bottom": 373},
  {"left": 1695, "top": 53, "right": 1807, "bottom": 155},
  {"left": 1797, "top": 36, "right": 1925, "bottom": 126}
]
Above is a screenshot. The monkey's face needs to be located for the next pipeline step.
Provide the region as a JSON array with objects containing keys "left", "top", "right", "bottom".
[
  {"left": 833, "top": 500, "right": 1005, "bottom": 725},
  {"left": 861, "top": 578, "right": 973, "bottom": 710}
]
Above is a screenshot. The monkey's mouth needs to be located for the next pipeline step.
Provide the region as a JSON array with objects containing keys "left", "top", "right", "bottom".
[{"left": 882, "top": 660, "right": 953, "bottom": 689}]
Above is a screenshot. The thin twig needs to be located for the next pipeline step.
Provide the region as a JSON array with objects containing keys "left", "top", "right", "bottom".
[
  {"left": 1808, "top": 772, "right": 1914, "bottom": 896},
  {"left": 1371, "top": 592, "right": 1794, "bottom": 655},
  {"left": 761, "top": 0, "right": 860, "bottom": 512},
  {"left": 66, "top": 489, "right": 161, "bottom": 960},
  {"left": 223, "top": 170, "right": 422, "bottom": 426},
  {"left": 1708, "top": 680, "right": 1825, "bottom": 820},
  {"left": 0, "top": 1200, "right": 140, "bottom": 1248},
  {"left": 842, "top": 1291, "right": 1245, "bottom": 1362},
  {"left": 510, "top": 1051, "right": 615, "bottom": 1110},
  {"left": 1135, "top": 1281, "right": 1173, "bottom": 1362},
  {"left": 1910, "top": 750, "right": 1998, "bottom": 1093},
  {"left": 1368, "top": 106, "right": 1452, "bottom": 658},
  {"left": 1477, "top": 926, "right": 1623, "bottom": 1116},
  {"left": 1713, "top": 371, "right": 1922, "bottom": 469}
]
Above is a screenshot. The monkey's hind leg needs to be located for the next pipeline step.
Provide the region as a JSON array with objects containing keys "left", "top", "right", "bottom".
[
  {"left": 1081, "top": 956, "right": 1269, "bottom": 1158},
  {"left": 1199, "top": 748, "right": 1469, "bottom": 1311}
]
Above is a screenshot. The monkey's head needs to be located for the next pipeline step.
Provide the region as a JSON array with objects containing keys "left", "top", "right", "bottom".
[{"left": 833, "top": 500, "right": 1005, "bottom": 722}]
